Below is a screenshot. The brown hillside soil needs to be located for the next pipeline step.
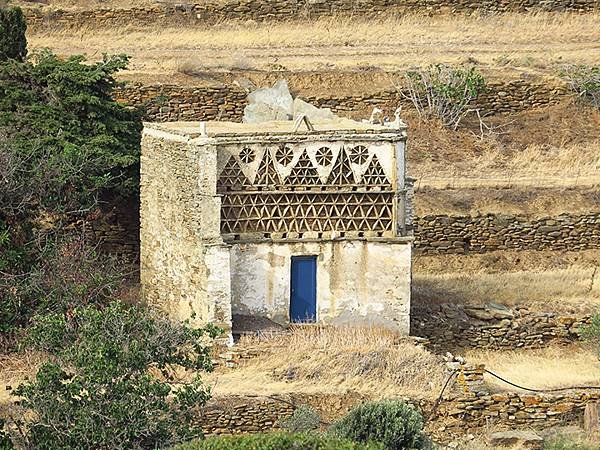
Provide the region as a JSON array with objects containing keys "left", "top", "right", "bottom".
[
  {"left": 415, "top": 187, "right": 600, "bottom": 217},
  {"left": 407, "top": 102, "right": 600, "bottom": 182}
]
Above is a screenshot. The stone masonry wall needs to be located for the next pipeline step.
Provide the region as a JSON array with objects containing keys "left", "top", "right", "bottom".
[
  {"left": 414, "top": 213, "right": 600, "bottom": 254},
  {"left": 412, "top": 302, "right": 591, "bottom": 351},
  {"left": 198, "top": 388, "right": 599, "bottom": 442},
  {"left": 113, "top": 80, "right": 568, "bottom": 123},
  {"left": 24, "top": 0, "right": 600, "bottom": 30}
]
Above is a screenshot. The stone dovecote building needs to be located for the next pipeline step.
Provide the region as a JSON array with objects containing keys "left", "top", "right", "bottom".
[{"left": 141, "top": 118, "right": 413, "bottom": 335}]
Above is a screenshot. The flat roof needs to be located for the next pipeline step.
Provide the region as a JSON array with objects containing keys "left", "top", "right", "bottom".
[{"left": 144, "top": 119, "right": 407, "bottom": 140}]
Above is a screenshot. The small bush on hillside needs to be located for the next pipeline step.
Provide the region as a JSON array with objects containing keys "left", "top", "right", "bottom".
[
  {"left": 581, "top": 313, "right": 600, "bottom": 356},
  {"left": 403, "top": 64, "right": 486, "bottom": 129},
  {"left": 0, "top": 234, "right": 126, "bottom": 339},
  {"left": 330, "top": 400, "right": 433, "bottom": 450},
  {"left": 0, "top": 6, "right": 26, "bottom": 62},
  {"left": 5, "top": 302, "right": 222, "bottom": 449},
  {"left": 175, "top": 432, "right": 384, "bottom": 450},
  {"left": 561, "top": 64, "right": 600, "bottom": 109},
  {"left": 279, "top": 405, "right": 322, "bottom": 433}
]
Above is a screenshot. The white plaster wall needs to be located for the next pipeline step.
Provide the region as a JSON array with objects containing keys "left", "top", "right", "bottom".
[{"left": 229, "top": 240, "right": 411, "bottom": 333}]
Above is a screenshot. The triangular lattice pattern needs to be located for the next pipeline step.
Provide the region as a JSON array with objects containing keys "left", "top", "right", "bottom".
[
  {"left": 286, "top": 150, "right": 320, "bottom": 185},
  {"left": 217, "top": 157, "right": 251, "bottom": 193},
  {"left": 362, "top": 154, "right": 390, "bottom": 186},
  {"left": 221, "top": 192, "right": 394, "bottom": 235},
  {"left": 254, "top": 148, "right": 281, "bottom": 186},
  {"left": 327, "top": 148, "right": 355, "bottom": 185}
]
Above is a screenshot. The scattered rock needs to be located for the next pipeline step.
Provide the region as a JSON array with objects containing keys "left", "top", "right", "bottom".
[
  {"left": 243, "top": 79, "right": 294, "bottom": 123},
  {"left": 489, "top": 430, "right": 543, "bottom": 448},
  {"left": 243, "top": 79, "right": 337, "bottom": 123},
  {"left": 293, "top": 97, "right": 335, "bottom": 121}
]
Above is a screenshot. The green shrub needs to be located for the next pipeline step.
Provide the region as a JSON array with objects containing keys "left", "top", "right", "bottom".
[
  {"left": 560, "top": 64, "right": 600, "bottom": 109},
  {"left": 330, "top": 400, "right": 432, "bottom": 450},
  {"left": 279, "top": 405, "right": 321, "bottom": 433},
  {"left": 404, "top": 64, "right": 486, "bottom": 129},
  {"left": 175, "top": 432, "right": 384, "bottom": 450},
  {"left": 0, "top": 6, "right": 26, "bottom": 62},
  {"left": 6, "top": 302, "right": 222, "bottom": 449},
  {"left": 0, "top": 233, "right": 125, "bottom": 339},
  {"left": 581, "top": 313, "right": 600, "bottom": 356}
]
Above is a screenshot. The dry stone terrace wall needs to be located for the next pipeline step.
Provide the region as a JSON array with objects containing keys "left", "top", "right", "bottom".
[
  {"left": 198, "top": 389, "right": 599, "bottom": 442},
  {"left": 23, "top": 0, "right": 600, "bottom": 29},
  {"left": 114, "top": 80, "right": 568, "bottom": 122},
  {"left": 412, "top": 303, "right": 591, "bottom": 351},
  {"left": 414, "top": 213, "right": 600, "bottom": 254}
]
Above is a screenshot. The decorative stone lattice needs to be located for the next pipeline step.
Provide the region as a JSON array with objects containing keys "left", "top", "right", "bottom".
[
  {"left": 253, "top": 149, "right": 281, "bottom": 187},
  {"left": 239, "top": 147, "right": 255, "bottom": 164},
  {"left": 218, "top": 143, "right": 394, "bottom": 237},
  {"left": 348, "top": 145, "right": 369, "bottom": 165},
  {"left": 315, "top": 146, "right": 333, "bottom": 166},
  {"left": 221, "top": 192, "right": 394, "bottom": 235},
  {"left": 362, "top": 154, "right": 388, "bottom": 186},
  {"left": 275, "top": 145, "right": 294, "bottom": 166},
  {"left": 327, "top": 148, "right": 355, "bottom": 185},
  {"left": 286, "top": 150, "right": 320, "bottom": 185},
  {"left": 217, "top": 157, "right": 251, "bottom": 192}
]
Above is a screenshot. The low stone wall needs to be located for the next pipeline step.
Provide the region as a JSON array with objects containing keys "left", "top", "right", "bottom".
[
  {"left": 201, "top": 396, "right": 293, "bottom": 434},
  {"left": 113, "top": 85, "right": 247, "bottom": 123},
  {"left": 414, "top": 213, "right": 600, "bottom": 254},
  {"left": 412, "top": 302, "right": 591, "bottom": 351},
  {"left": 113, "top": 79, "right": 568, "bottom": 122},
  {"left": 198, "top": 387, "right": 598, "bottom": 442},
  {"left": 83, "top": 198, "right": 140, "bottom": 261},
  {"left": 24, "top": 0, "right": 600, "bottom": 30},
  {"left": 444, "top": 363, "right": 600, "bottom": 433}
]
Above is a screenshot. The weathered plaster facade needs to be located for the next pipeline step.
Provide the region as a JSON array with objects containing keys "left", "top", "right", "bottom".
[{"left": 141, "top": 119, "right": 413, "bottom": 334}]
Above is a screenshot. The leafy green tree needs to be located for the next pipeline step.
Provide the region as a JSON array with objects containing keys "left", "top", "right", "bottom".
[
  {"left": 0, "top": 40, "right": 142, "bottom": 336},
  {"left": 7, "top": 303, "right": 222, "bottom": 449},
  {"left": 330, "top": 400, "right": 433, "bottom": 450},
  {"left": 0, "top": 6, "right": 26, "bottom": 62}
]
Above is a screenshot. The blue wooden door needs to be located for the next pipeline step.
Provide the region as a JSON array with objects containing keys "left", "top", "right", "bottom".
[{"left": 290, "top": 256, "right": 317, "bottom": 323}]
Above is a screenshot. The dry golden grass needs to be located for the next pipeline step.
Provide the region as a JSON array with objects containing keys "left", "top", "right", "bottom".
[
  {"left": 415, "top": 187, "right": 600, "bottom": 217},
  {"left": 0, "top": 351, "right": 46, "bottom": 416},
  {"left": 413, "top": 250, "right": 600, "bottom": 311},
  {"left": 407, "top": 102, "right": 600, "bottom": 186},
  {"left": 206, "top": 326, "right": 447, "bottom": 400},
  {"left": 26, "top": 13, "right": 600, "bottom": 76},
  {"left": 466, "top": 345, "right": 600, "bottom": 392}
]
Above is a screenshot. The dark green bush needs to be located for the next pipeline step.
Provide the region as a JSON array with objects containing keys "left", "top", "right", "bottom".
[
  {"left": 330, "top": 400, "right": 432, "bottom": 450},
  {"left": 176, "top": 432, "right": 384, "bottom": 450},
  {"left": 279, "top": 405, "right": 321, "bottom": 433},
  {"left": 6, "top": 302, "right": 222, "bottom": 449},
  {"left": 0, "top": 6, "right": 26, "bottom": 62}
]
